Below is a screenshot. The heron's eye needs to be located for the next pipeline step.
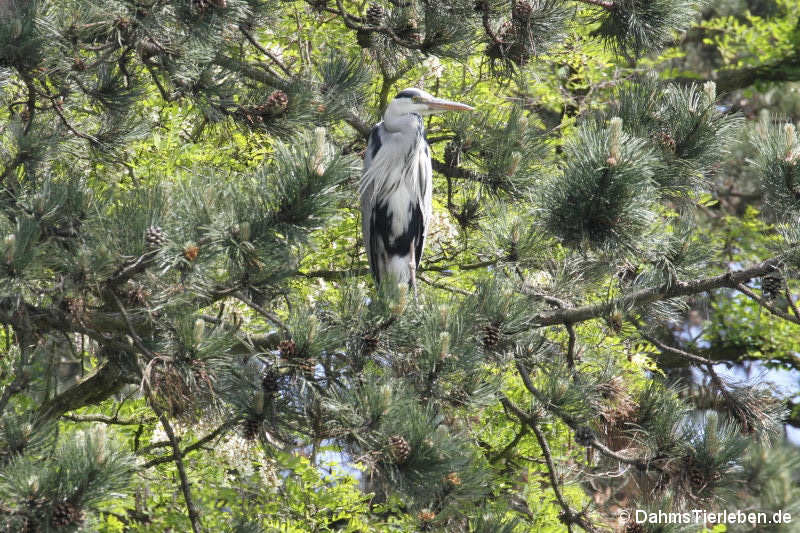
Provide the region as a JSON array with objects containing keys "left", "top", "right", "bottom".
[{"left": 411, "top": 96, "right": 421, "bottom": 103}]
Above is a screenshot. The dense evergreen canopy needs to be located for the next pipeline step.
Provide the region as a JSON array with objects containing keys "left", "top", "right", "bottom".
[{"left": 1, "top": 0, "right": 799, "bottom": 531}]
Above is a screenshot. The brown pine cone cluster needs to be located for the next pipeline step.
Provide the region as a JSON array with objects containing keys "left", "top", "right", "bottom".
[
  {"left": 762, "top": 273, "right": 783, "bottom": 300},
  {"left": 279, "top": 339, "right": 297, "bottom": 358},
  {"left": 192, "top": 0, "right": 226, "bottom": 14},
  {"left": 481, "top": 322, "right": 501, "bottom": 349},
  {"left": 242, "top": 417, "right": 260, "bottom": 440},
  {"left": 51, "top": 501, "right": 84, "bottom": 528},
  {"left": 388, "top": 434, "right": 411, "bottom": 464},
  {"left": 237, "top": 90, "right": 289, "bottom": 126}
]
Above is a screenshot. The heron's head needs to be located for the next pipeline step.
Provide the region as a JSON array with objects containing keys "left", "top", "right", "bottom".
[{"left": 385, "top": 88, "right": 473, "bottom": 119}]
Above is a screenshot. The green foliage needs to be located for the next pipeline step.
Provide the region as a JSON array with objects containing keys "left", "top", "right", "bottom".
[
  {"left": 541, "top": 117, "right": 658, "bottom": 251},
  {"left": 0, "top": 0, "right": 799, "bottom": 531},
  {"left": 591, "top": 0, "right": 703, "bottom": 59},
  {"left": 0, "top": 426, "right": 135, "bottom": 532}
]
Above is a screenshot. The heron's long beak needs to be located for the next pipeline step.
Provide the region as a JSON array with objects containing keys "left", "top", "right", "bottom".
[{"left": 423, "top": 97, "right": 474, "bottom": 112}]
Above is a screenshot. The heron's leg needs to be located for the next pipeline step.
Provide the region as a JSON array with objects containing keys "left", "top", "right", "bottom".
[{"left": 409, "top": 239, "right": 417, "bottom": 303}]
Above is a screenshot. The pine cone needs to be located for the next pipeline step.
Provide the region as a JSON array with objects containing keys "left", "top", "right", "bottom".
[
  {"left": 597, "top": 375, "right": 626, "bottom": 401},
  {"left": 444, "top": 472, "right": 461, "bottom": 487},
  {"left": 183, "top": 244, "right": 199, "bottom": 262},
  {"left": 608, "top": 311, "right": 623, "bottom": 333},
  {"left": 366, "top": 3, "right": 385, "bottom": 26},
  {"left": 388, "top": 434, "right": 411, "bottom": 464},
  {"left": 624, "top": 519, "right": 644, "bottom": 533},
  {"left": 396, "top": 18, "right": 422, "bottom": 44},
  {"left": 362, "top": 334, "right": 379, "bottom": 355},
  {"left": 279, "top": 339, "right": 297, "bottom": 358},
  {"left": 51, "top": 501, "right": 83, "bottom": 528},
  {"left": 444, "top": 141, "right": 461, "bottom": 167},
  {"left": 264, "top": 90, "right": 289, "bottom": 115},
  {"left": 616, "top": 260, "right": 639, "bottom": 284},
  {"left": 575, "top": 426, "right": 593, "bottom": 446},
  {"left": 762, "top": 273, "right": 783, "bottom": 300},
  {"left": 511, "top": 0, "right": 533, "bottom": 25},
  {"left": 309, "top": 0, "right": 327, "bottom": 12},
  {"left": 125, "top": 281, "right": 150, "bottom": 306},
  {"left": 145, "top": 225, "right": 167, "bottom": 249},
  {"left": 356, "top": 29, "right": 374, "bottom": 48},
  {"left": 683, "top": 455, "right": 716, "bottom": 493},
  {"left": 192, "top": 0, "right": 225, "bottom": 12},
  {"left": 261, "top": 367, "right": 280, "bottom": 393},
  {"left": 242, "top": 417, "right": 260, "bottom": 440},
  {"left": 486, "top": 21, "right": 530, "bottom": 67},
  {"left": 653, "top": 128, "right": 677, "bottom": 152},
  {"left": 482, "top": 322, "right": 501, "bottom": 349},
  {"left": 298, "top": 357, "right": 317, "bottom": 378},
  {"left": 688, "top": 466, "right": 705, "bottom": 492}
]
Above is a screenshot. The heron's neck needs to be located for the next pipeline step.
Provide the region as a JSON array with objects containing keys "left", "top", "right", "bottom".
[{"left": 383, "top": 112, "right": 423, "bottom": 135}]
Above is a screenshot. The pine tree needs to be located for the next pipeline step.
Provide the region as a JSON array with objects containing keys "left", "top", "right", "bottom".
[{"left": 0, "top": 0, "right": 798, "bottom": 531}]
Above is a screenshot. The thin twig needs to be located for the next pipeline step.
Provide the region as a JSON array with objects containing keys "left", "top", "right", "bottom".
[
  {"left": 638, "top": 332, "right": 716, "bottom": 366},
  {"left": 572, "top": 0, "right": 614, "bottom": 10},
  {"left": 784, "top": 287, "right": 800, "bottom": 321},
  {"left": 234, "top": 292, "right": 289, "bottom": 334},
  {"left": 510, "top": 363, "right": 662, "bottom": 473},
  {"left": 418, "top": 274, "right": 471, "bottom": 296},
  {"left": 565, "top": 323, "right": 577, "bottom": 369},
  {"left": 62, "top": 413, "right": 156, "bottom": 425},
  {"left": 144, "top": 389, "right": 204, "bottom": 533},
  {"left": 140, "top": 420, "right": 233, "bottom": 466},
  {"left": 240, "top": 27, "right": 292, "bottom": 76},
  {"left": 735, "top": 283, "right": 800, "bottom": 325},
  {"left": 478, "top": 1, "right": 502, "bottom": 44},
  {"left": 499, "top": 396, "right": 595, "bottom": 532},
  {"left": 530, "top": 421, "right": 595, "bottom": 532},
  {"left": 112, "top": 293, "right": 203, "bottom": 533}
]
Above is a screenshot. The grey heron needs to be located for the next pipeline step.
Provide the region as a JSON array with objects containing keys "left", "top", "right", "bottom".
[{"left": 359, "top": 88, "right": 473, "bottom": 292}]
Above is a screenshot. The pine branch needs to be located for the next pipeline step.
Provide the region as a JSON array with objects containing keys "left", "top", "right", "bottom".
[
  {"left": 140, "top": 420, "right": 234, "bottom": 467},
  {"left": 418, "top": 274, "right": 471, "bottom": 296},
  {"left": 499, "top": 395, "right": 596, "bottom": 531},
  {"left": 332, "top": 0, "right": 425, "bottom": 50},
  {"left": 572, "top": 0, "right": 614, "bottom": 10},
  {"left": 145, "top": 393, "right": 203, "bottom": 533},
  {"left": 37, "top": 359, "right": 134, "bottom": 425},
  {"left": 511, "top": 362, "right": 664, "bottom": 472},
  {"left": 431, "top": 159, "right": 484, "bottom": 182},
  {"left": 735, "top": 283, "right": 800, "bottom": 326},
  {"left": 239, "top": 27, "right": 292, "bottom": 77},
  {"left": 233, "top": 292, "right": 289, "bottom": 334},
  {"left": 672, "top": 54, "right": 800, "bottom": 93},
  {"left": 477, "top": 1, "right": 501, "bottom": 45},
  {"left": 44, "top": 90, "right": 98, "bottom": 144},
  {"left": 534, "top": 256, "right": 786, "bottom": 327},
  {"left": 112, "top": 292, "right": 203, "bottom": 533},
  {"left": 638, "top": 331, "right": 716, "bottom": 366},
  {"left": 213, "top": 53, "right": 290, "bottom": 90},
  {"left": 62, "top": 414, "right": 156, "bottom": 426},
  {"left": 297, "top": 259, "right": 496, "bottom": 280},
  {"left": 529, "top": 420, "right": 596, "bottom": 533},
  {"left": 107, "top": 250, "right": 159, "bottom": 287},
  {"left": 214, "top": 53, "right": 371, "bottom": 137}
]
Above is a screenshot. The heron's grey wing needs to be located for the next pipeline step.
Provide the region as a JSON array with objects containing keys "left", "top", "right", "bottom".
[
  {"left": 361, "top": 124, "right": 384, "bottom": 282},
  {"left": 414, "top": 141, "right": 433, "bottom": 268}
]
